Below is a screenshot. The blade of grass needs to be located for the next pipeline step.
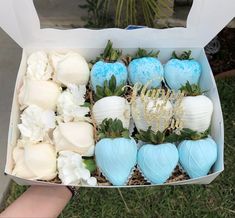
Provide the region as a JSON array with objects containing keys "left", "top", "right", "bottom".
[
  {"left": 118, "top": 188, "right": 130, "bottom": 213},
  {"left": 142, "top": 0, "right": 151, "bottom": 27},
  {"left": 144, "top": 0, "right": 154, "bottom": 26},
  {"left": 130, "top": 0, "right": 133, "bottom": 24},
  {"left": 149, "top": 0, "right": 161, "bottom": 18},
  {"left": 133, "top": 0, "right": 137, "bottom": 24},
  {"left": 157, "top": 0, "right": 174, "bottom": 16},
  {"left": 115, "top": 0, "right": 121, "bottom": 27},
  {"left": 126, "top": 0, "right": 130, "bottom": 26},
  {"left": 119, "top": 0, "right": 124, "bottom": 27}
]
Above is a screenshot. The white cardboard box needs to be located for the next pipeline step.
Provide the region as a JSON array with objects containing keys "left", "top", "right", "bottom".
[{"left": 0, "top": 0, "right": 234, "bottom": 187}]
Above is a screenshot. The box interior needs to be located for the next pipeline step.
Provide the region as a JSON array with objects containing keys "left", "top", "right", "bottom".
[
  {"left": 1, "top": 0, "right": 233, "bottom": 187},
  {"left": 5, "top": 47, "right": 224, "bottom": 187}
]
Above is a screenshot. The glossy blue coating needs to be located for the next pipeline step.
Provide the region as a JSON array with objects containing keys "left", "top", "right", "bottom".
[
  {"left": 164, "top": 59, "right": 201, "bottom": 90},
  {"left": 95, "top": 137, "right": 137, "bottom": 186},
  {"left": 128, "top": 57, "right": 164, "bottom": 88},
  {"left": 91, "top": 61, "right": 128, "bottom": 92},
  {"left": 178, "top": 138, "right": 217, "bottom": 179},
  {"left": 137, "top": 143, "right": 179, "bottom": 184}
]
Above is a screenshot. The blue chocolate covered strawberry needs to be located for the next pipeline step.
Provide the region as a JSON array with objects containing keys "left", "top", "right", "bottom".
[
  {"left": 91, "top": 40, "right": 127, "bottom": 92},
  {"left": 95, "top": 118, "right": 137, "bottom": 186},
  {"left": 176, "top": 128, "right": 217, "bottom": 179},
  {"left": 136, "top": 128, "right": 179, "bottom": 184},
  {"left": 128, "top": 49, "right": 163, "bottom": 89},
  {"left": 178, "top": 138, "right": 217, "bottom": 179},
  {"left": 164, "top": 51, "right": 201, "bottom": 90}
]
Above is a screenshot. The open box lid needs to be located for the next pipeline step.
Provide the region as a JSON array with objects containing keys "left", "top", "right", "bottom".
[{"left": 0, "top": 0, "right": 234, "bottom": 48}]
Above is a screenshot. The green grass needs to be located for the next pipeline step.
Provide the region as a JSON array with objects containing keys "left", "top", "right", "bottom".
[{"left": 2, "top": 77, "right": 235, "bottom": 218}]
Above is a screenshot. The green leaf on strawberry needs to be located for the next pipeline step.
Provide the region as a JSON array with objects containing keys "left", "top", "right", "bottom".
[
  {"left": 136, "top": 127, "right": 167, "bottom": 144},
  {"left": 166, "top": 127, "right": 211, "bottom": 142},
  {"left": 94, "top": 75, "right": 125, "bottom": 100},
  {"left": 171, "top": 50, "right": 193, "bottom": 60},
  {"left": 135, "top": 125, "right": 210, "bottom": 144},
  {"left": 98, "top": 118, "right": 130, "bottom": 139},
  {"left": 133, "top": 48, "right": 160, "bottom": 59},
  {"left": 91, "top": 40, "right": 122, "bottom": 64},
  {"left": 178, "top": 128, "right": 211, "bottom": 140},
  {"left": 179, "top": 81, "right": 203, "bottom": 96},
  {"left": 124, "top": 48, "right": 160, "bottom": 65}
]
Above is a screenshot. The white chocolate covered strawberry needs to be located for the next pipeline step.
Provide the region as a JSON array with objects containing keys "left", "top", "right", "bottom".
[
  {"left": 178, "top": 82, "right": 213, "bottom": 132},
  {"left": 92, "top": 75, "right": 130, "bottom": 128}
]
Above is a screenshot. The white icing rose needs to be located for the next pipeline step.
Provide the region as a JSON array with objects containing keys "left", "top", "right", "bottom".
[
  {"left": 12, "top": 141, "right": 57, "bottom": 180},
  {"left": 57, "top": 151, "right": 97, "bottom": 186},
  {"left": 50, "top": 51, "right": 90, "bottom": 86},
  {"left": 57, "top": 84, "right": 89, "bottom": 122},
  {"left": 18, "top": 105, "right": 56, "bottom": 142},
  {"left": 18, "top": 79, "right": 61, "bottom": 110},
  {"left": 53, "top": 122, "right": 94, "bottom": 156},
  {"left": 26, "top": 51, "right": 52, "bottom": 80}
]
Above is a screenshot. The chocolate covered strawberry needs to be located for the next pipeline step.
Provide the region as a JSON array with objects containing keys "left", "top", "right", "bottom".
[
  {"left": 178, "top": 82, "right": 213, "bottom": 132},
  {"left": 95, "top": 118, "right": 137, "bottom": 186},
  {"left": 128, "top": 49, "right": 163, "bottom": 89},
  {"left": 92, "top": 75, "right": 130, "bottom": 128},
  {"left": 136, "top": 128, "right": 178, "bottom": 184},
  {"left": 164, "top": 51, "right": 201, "bottom": 90},
  {"left": 91, "top": 40, "right": 127, "bottom": 92}
]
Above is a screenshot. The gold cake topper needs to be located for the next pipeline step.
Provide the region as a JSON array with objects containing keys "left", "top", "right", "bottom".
[{"left": 131, "top": 81, "right": 185, "bottom": 132}]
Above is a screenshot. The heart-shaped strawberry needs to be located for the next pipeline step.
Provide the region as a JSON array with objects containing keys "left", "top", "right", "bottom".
[
  {"left": 95, "top": 137, "right": 137, "bottom": 186},
  {"left": 95, "top": 118, "right": 137, "bottom": 186},
  {"left": 137, "top": 143, "right": 179, "bottom": 184},
  {"left": 178, "top": 138, "right": 217, "bottom": 179}
]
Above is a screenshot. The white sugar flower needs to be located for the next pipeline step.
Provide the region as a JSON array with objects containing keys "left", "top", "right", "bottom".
[
  {"left": 26, "top": 51, "right": 52, "bottom": 80},
  {"left": 57, "top": 151, "right": 97, "bottom": 186},
  {"left": 57, "top": 84, "right": 90, "bottom": 122},
  {"left": 18, "top": 105, "right": 56, "bottom": 142}
]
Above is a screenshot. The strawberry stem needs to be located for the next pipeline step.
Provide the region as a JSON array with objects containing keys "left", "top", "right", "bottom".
[
  {"left": 136, "top": 127, "right": 167, "bottom": 144},
  {"left": 179, "top": 81, "right": 203, "bottom": 96},
  {"left": 90, "top": 40, "right": 122, "bottom": 64},
  {"left": 124, "top": 48, "right": 160, "bottom": 64},
  {"left": 172, "top": 128, "right": 211, "bottom": 141},
  {"left": 101, "top": 40, "right": 122, "bottom": 62},
  {"left": 94, "top": 75, "right": 126, "bottom": 101},
  {"left": 98, "top": 118, "right": 130, "bottom": 139},
  {"left": 171, "top": 50, "right": 192, "bottom": 60}
]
